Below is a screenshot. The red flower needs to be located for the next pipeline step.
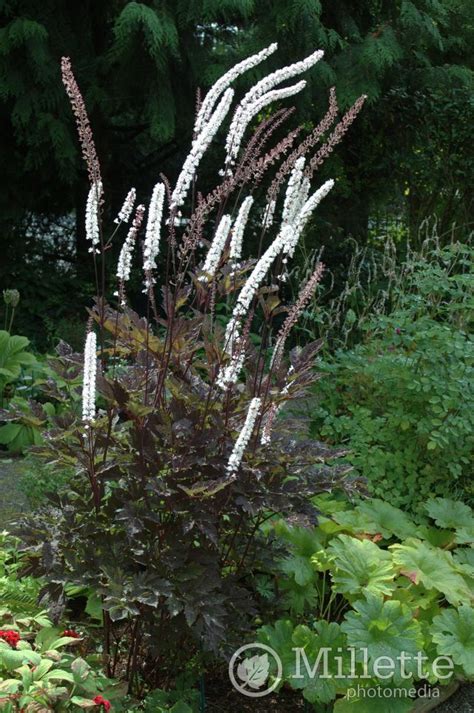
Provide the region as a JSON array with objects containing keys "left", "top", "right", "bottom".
[
  {"left": 93, "top": 695, "right": 111, "bottom": 711},
  {"left": 0, "top": 630, "right": 21, "bottom": 648},
  {"left": 62, "top": 629, "right": 81, "bottom": 638}
]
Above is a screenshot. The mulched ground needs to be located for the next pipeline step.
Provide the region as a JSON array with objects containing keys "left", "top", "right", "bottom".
[
  {"left": 437, "top": 685, "right": 474, "bottom": 713},
  {"left": 204, "top": 681, "right": 474, "bottom": 712}
]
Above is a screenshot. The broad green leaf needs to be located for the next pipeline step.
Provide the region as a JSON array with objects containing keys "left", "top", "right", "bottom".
[
  {"left": 71, "top": 657, "right": 91, "bottom": 682},
  {"left": 432, "top": 605, "right": 474, "bottom": 677},
  {"left": 454, "top": 524, "right": 474, "bottom": 545},
  {"left": 291, "top": 621, "right": 350, "bottom": 703},
  {"left": 390, "top": 539, "right": 473, "bottom": 606},
  {"left": 280, "top": 554, "right": 314, "bottom": 586},
  {"left": 0, "top": 679, "right": 20, "bottom": 694},
  {"left": 341, "top": 593, "right": 422, "bottom": 682},
  {"left": 32, "top": 658, "right": 53, "bottom": 680},
  {"left": 335, "top": 499, "right": 419, "bottom": 540},
  {"left": 0, "top": 648, "right": 41, "bottom": 670},
  {"left": 46, "top": 635, "right": 82, "bottom": 650},
  {"left": 43, "top": 669, "right": 75, "bottom": 683},
  {"left": 425, "top": 498, "right": 473, "bottom": 529},
  {"left": 324, "top": 535, "right": 396, "bottom": 597}
]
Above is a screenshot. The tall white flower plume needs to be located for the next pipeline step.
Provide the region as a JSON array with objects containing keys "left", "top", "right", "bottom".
[
  {"left": 85, "top": 181, "right": 103, "bottom": 253},
  {"left": 225, "top": 49, "right": 324, "bottom": 165},
  {"left": 143, "top": 183, "right": 165, "bottom": 288},
  {"left": 229, "top": 196, "right": 254, "bottom": 261},
  {"left": 194, "top": 43, "right": 278, "bottom": 136},
  {"left": 171, "top": 88, "right": 234, "bottom": 209},
  {"left": 114, "top": 187, "right": 136, "bottom": 224},
  {"left": 82, "top": 331, "right": 97, "bottom": 424},
  {"left": 200, "top": 214, "right": 232, "bottom": 280},
  {"left": 218, "top": 177, "right": 334, "bottom": 386},
  {"left": 116, "top": 204, "right": 146, "bottom": 283},
  {"left": 225, "top": 80, "right": 307, "bottom": 166},
  {"left": 283, "top": 179, "right": 334, "bottom": 258},
  {"left": 226, "top": 397, "right": 262, "bottom": 475}
]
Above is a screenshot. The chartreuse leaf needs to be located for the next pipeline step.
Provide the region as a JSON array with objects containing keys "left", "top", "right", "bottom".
[
  {"left": 334, "top": 499, "right": 419, "bottom": 540},
  {"left": 432, "top": 605, "right": 474, "bottom": 677},
  {"left": 390, "top": 539, "right": 473, "bottom": 606},
  {"left": 341, "top": 593, "right": 423, "bottom": 683},
  {"left": 322, "top": 535, "right": 396, "bottom": 597},
  {"left": 425, "top": 498, "right": 473, "bottom": 529}
]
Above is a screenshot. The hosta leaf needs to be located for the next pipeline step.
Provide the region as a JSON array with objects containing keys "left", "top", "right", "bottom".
[
  {"left": 341, "top": 593, "right": 422, "bottom": 682},
  {"left": 390, "top": 539, "right": 473, "bottom": 606},
  {"left": 425, "top": 498, "right": 473, "bottom": 529},
  {"left": 324, "top": 535, "right": 396, "bottom": 597},
  {"left": 431, "top": 605, "right": 474, "bottom": 677}
]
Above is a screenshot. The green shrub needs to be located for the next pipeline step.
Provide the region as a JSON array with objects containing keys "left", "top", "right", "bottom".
[
  {"left": 310, "top": 241, "right": 474, "bottom": 514},
  {"left": 255, "top": 495, "right": 474, "bottom": 710},
  {"left": 18, "top": 457, "right": 73, "bottom": 509}
]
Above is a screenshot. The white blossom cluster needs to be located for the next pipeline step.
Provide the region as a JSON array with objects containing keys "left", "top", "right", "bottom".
[
  {"left": 225, "top": 80, "right": 307, "bottom": 167},
  {"left": 226, "top": 397, "right": 262, "bottom": 476},
  {"left": 262, "top": 198, "right": 276, "bottom": 228},
  {"left": 143, "top": 183, "right": 165, "bottom": 288},
  {"left": 116, "top": 204, "right": 145, "bottom": 283},
  {"left": 82, "top": 331, "right": 97, "bottom": 424},
  {"left": 114, "top": 187, "right": 136, "bottom": 224},
  {"left": 224, "top": 49, "right": 324, "bottom": 166},
  {"left": 216, "top": 345, "right": 246, "bottom": 391},
  {"left": 170, "top": 89, "right": 234, "bottom": 209},
  {"left": 217, "top": 177, "right": 334, "bottom": 388},
  {"left": 223, "top": 224, "right": 292, "bottom": 354},
  {"left": 229, "top": 196, "right": 254, "bottom": 261},
  {"left": 200, "top": 214, "right": 232, "bottom": 280},
  {"left": 286, "top": 178, "right": 334, "bottom": 256},
  {"left": 85, "top": 181, "right": 103, "bottom": 253},
  {"left": 282, "top": 157, "right": 308, "bottom": 226},
  {"left": 194, "top": 43, "right": 278, "bottom": 136}
]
